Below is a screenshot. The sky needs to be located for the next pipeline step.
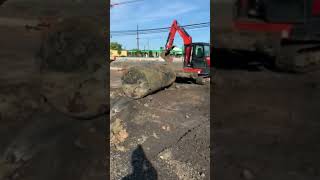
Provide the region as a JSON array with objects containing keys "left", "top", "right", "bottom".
[{"left": 110, "top": 0, "right": 210, "bottom": 50}]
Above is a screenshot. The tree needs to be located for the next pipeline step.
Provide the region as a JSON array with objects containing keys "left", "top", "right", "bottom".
[
  {"left": 110, "top": 42, "right": 122, "bottom": 55},
  {"left": 131, "top": 49, "right": 143, "bottom": 57},
  {"left": 148, "top": 50, "right": 153, "bottom": 57}
]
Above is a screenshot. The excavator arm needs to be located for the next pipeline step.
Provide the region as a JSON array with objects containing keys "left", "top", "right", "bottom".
[{"left": 161, "top": 20, "right": 192, "bottom": 65}]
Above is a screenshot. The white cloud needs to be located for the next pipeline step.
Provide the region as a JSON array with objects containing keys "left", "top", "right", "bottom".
[
  {"left": 111, "top": 0, "right": 199, "bottom": 27},
  {"left": 140, "top": 2, "right": 198, "bottom": 22}
]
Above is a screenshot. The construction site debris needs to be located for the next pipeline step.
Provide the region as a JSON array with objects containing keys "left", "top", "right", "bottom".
[
  {"left": 121, "top": 64, "right": 176, "bottom": 99},
  {"left": 110, "top": 118, "right": 129, "bottom": 145}
]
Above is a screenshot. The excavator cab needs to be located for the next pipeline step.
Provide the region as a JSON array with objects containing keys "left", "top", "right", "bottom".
[{"left": 184, "top": 42, "right": 210, "bottom": 76}]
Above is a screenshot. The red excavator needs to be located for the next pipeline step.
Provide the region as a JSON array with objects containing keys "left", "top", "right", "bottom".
[
  {"left": 220, "top": 0, "right": 320, "bottom": 72},
  {"left": 161, "top": 20, "right": 210, "bottom": 76}
]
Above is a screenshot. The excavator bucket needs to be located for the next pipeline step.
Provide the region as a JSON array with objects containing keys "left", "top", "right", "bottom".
[
  {"left": 160, "top": 51, "right": 173, "bottom": 63},
  {"left": 160, "top": 47, "right": 174, "bottom": 63}
]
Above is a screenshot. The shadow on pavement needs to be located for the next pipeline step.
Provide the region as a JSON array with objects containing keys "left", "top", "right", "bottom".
[{"left": 122, "top": 145, "right": 157, "bottom": 180}]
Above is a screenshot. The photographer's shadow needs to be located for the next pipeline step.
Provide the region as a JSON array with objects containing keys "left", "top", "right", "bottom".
[{"left": 122, "top": 145, "right": 158, "bottom": 180}]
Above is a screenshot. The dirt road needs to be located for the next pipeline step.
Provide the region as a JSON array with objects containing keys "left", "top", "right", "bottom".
[{"left": 110, "top": 63, "right": 210, "bottom": 179}]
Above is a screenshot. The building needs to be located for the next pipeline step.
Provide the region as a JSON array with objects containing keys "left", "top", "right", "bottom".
[
  {"left": 170, "top": 47, "right": 183, "bottom": 57},
  {"left": 127, "top": 47, "right": 183, "bottom": 58},
  {"left": 110, "top": 49, "right": 128, "bottom": 59},
  {"left": 127, "top": 50, "right": 161, "bottom": 57}
]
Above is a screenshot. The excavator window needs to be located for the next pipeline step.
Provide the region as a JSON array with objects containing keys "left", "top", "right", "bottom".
[
  {"left": 204, "top": 45, "right": 210, "bottom": 57},
  {"left": 189, "top": 44, "right": 210, "bottom": 71},
  {"left": 196, "top": 47, "right": 204, "bottom": 58}
]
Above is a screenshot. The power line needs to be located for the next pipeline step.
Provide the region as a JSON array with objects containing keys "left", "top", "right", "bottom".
[
  {"left": 111, "top": 25, "right": 209, "bottom": 36},
  {"left": 111, "top": 0, "right": 144, "bottom": 7},
  {"left": 111, "top": 23, "right": 209, "bottom": 35},
  {"left": 110, "top": 22, "right": 210, "bottom": 36},
  {"left": 111, "top": 22, "right": 209, "bottom": 33}
]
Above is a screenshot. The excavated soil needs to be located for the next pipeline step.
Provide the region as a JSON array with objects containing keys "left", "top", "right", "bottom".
[{"left": 110, "top": 64, "right": 210, "bottom": 179}]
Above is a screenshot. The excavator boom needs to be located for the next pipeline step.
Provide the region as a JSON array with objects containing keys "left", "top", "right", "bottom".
[{"left": 161, "top": 20, "right": 192, "bottom": 64}]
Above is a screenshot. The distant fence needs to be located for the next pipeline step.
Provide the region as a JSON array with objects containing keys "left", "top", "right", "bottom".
[
  {"left": 113, "top": 57, "right": 183, "bottom": 63},
  {"left": 110, "top": 57, "right": 184, "bottom": 71}
]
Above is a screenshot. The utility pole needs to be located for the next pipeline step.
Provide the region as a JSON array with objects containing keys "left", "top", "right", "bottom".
[{"left": 136, "top": 24, "right": 140, "bottom": 50}]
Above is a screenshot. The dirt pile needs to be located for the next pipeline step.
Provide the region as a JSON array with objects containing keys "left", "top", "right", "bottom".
[
  {"left": 110, "top": 118, "right": 128, "bottom": 145},
  {"left": 36, "top": 16, "right": 108, "bottom": 119},
  {"left": 40, "top": 64, "right": 108, "bottom": 119},
  {"left": 121, "top": 64, "right": 176, "bottom": 99},
  {"left": 37, "top": 17, "right": 105, "bottom": 73}
]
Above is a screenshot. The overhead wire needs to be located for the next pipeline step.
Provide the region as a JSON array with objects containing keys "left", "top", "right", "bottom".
[
  {"left": 111, "top": 22, "right": 209, "bottom": 33},
  {"left": 110, "top": 22, "right": 210, "bottom": 36},
  {"left": 111, "top": 26, "right": 209, "bottom": 36},
  {"left": 111, "top": 24, "right": 209, "bottom": 35}
]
